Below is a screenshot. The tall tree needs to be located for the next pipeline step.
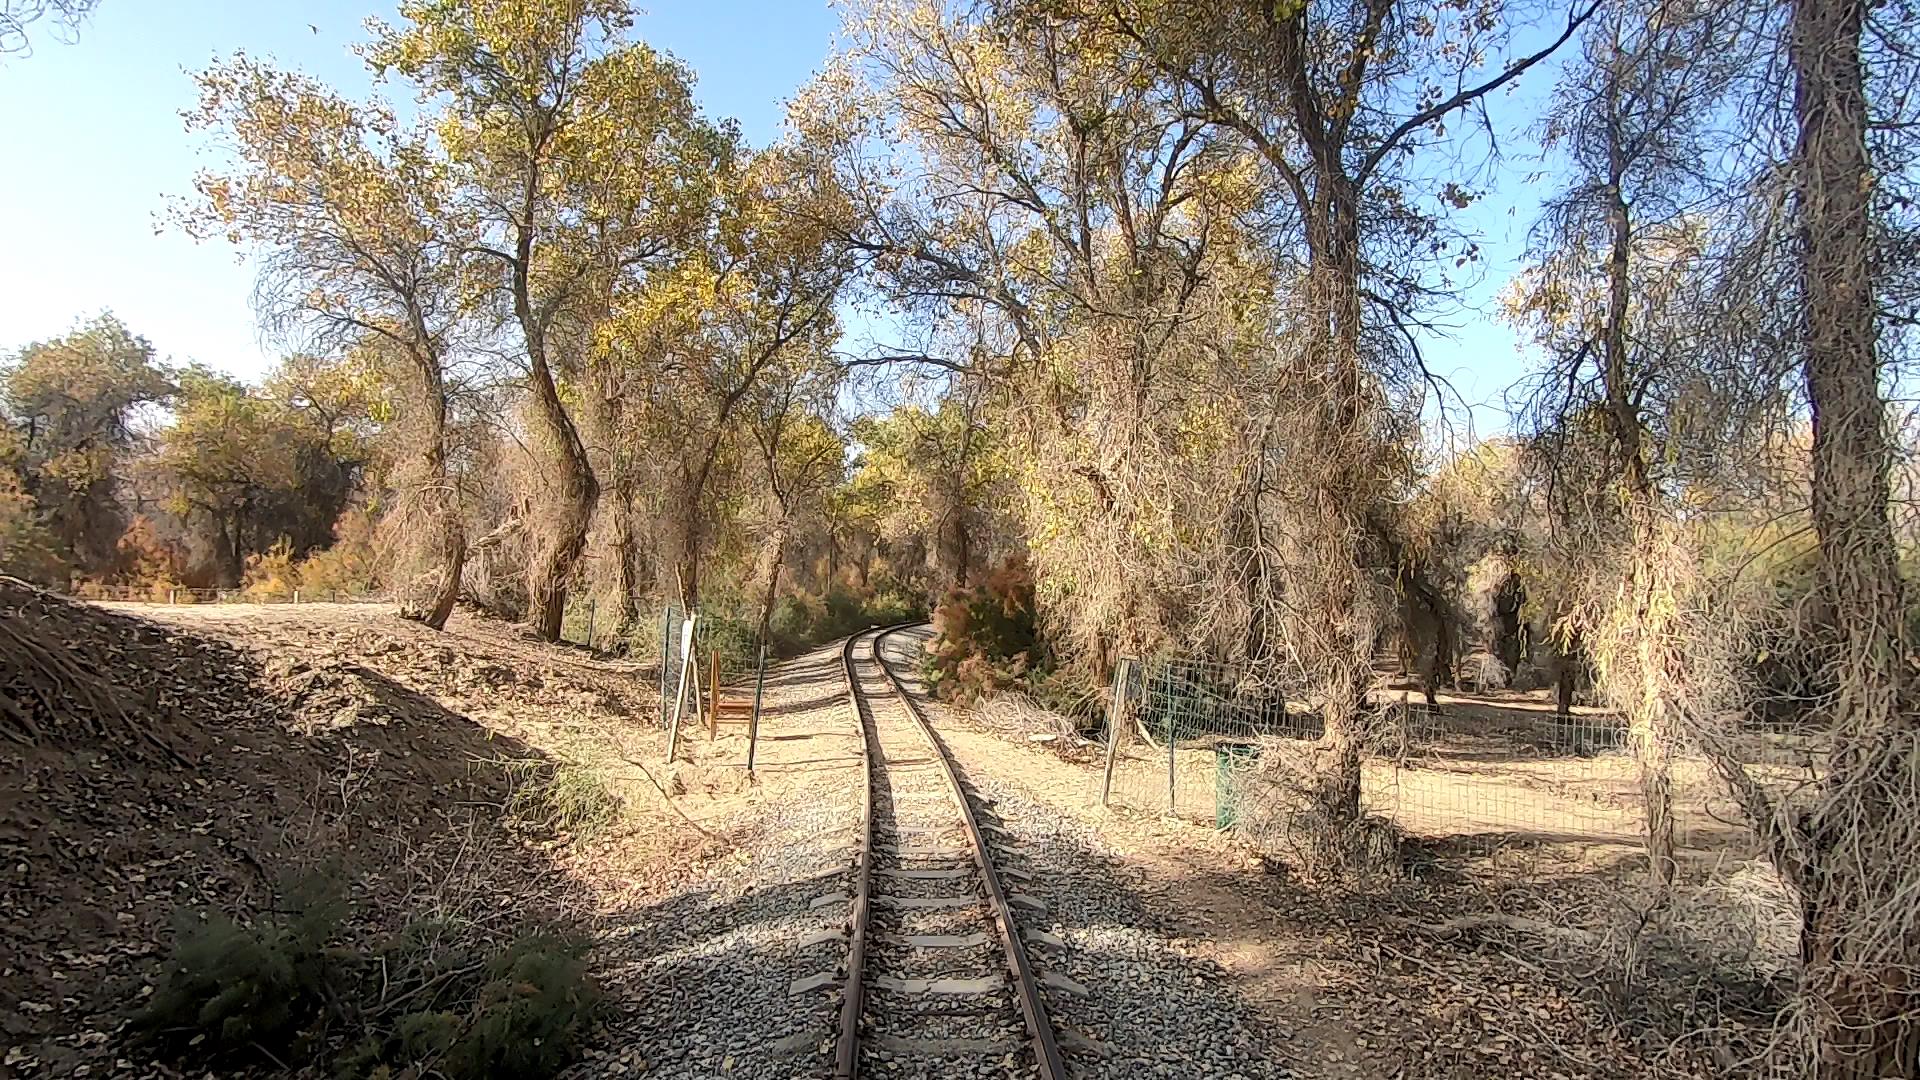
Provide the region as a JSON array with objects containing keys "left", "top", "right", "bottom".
[
  {"left": 1511, "top": 0, "right": 1755, "bottom": 890},
  {"left": 182, "top": 56, "right": 470, "bottom": 629},
  {"left": 366, "top": 0, "right": 718, "bottom": 641},
  {"left": 1083, "top": 0, "right": 1597, "bottom": 817},
  {"left": 1790, "top": 0, "right": 1920, "bottom": 1068},
  {"left": 1, "top": 315, "right": 172, "bottom": 576},
  {"left": 744, "top": 370, "right": 844, "bottom": 641}
]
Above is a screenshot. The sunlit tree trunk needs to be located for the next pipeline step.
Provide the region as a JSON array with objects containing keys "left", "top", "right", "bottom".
[{"left": 1792, "top": 0, "right": 1920, "bottom": 1070}]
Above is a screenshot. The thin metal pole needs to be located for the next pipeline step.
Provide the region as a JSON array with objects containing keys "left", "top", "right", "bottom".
[
  {"left": 1167, "top": 691, "right": 1178, "bottom": 817},
  {"left": 747, "top": 642, "right": 767, "bottom": 774},
  {"left": 585, "top": 599, "right": 596, "bottom": 650},
  {"left": 659, "top": 606, "right": 674, "bottom": 725},
  {"left": 1100, "top": 658, "right": 1131, "bottom": 807},
  {"left": 707, "top": 648, "right": 720, "bottom": 740},
  {"left": 666, "top": 615, "right": 697, "bottom": 762}
]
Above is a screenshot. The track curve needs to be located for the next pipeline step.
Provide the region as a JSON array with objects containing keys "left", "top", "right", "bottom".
[{"left": 833, "top": 625, "right": 1065, "bottom": 1080}]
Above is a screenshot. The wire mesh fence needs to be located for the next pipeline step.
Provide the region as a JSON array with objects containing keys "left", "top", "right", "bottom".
[
  {"left": 70, "top": 584, "right": 386, "bottom": 605},
  {"left": 1097, "top": 655, "right": 1824, "bottom": 864}
]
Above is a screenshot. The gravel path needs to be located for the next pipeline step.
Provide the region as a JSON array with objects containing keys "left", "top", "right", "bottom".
[{"left": 565, "top": 639, "right": 864, "bottom": 1080}]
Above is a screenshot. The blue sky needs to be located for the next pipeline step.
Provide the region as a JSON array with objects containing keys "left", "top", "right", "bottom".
[{"left": 0, "top": 1, "right": 1544, "bottom": 437}]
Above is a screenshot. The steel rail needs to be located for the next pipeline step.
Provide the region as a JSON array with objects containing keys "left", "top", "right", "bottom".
[
  {"left": 832, "top": 629, "right": 878, "bottom": 1080},
  {"left": 868, "top": 626, "right": 1067, "bottom": 1080}
]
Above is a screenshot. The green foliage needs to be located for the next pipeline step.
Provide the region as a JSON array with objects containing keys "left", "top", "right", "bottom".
[
  {"left": 505, "top": 757, "right": 623, "bottom": 839},
  {"left": 138, "top": 876, "right": 352, "bottom": 1057},
  {"left": 761, "top": 583, "right": 927, "bottom": 657},
  {"left": 1, "top": 314, "right": 174, "bottom": 576},
  {"left": 438, "top": 934, "right": 598, "bottom": 1078},
  {"left": 924, "top": 557, "right": 1045, "bottom": 703},
  {"left": 140, "top": 882, "right": 598, "bottom": 1080}
]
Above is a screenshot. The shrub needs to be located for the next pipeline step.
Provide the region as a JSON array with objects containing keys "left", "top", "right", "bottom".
[
  {"left": 505, "top": 757, "right": 624, "bottom": 838},
  {"left": 139, "top": 885, "right": 598, "bottom": 1080},
  {"left": 241, "top": 537, "right": 300, "bottom": 601},
  {"left": 924, "top": 556, "right": 1045, "bottom": 703},
  {"left": 296, "top": 507, "right": 380, "bottom": 599},
  {"left": 137, "top": 877, "right": 350, "bottom": 1058}
]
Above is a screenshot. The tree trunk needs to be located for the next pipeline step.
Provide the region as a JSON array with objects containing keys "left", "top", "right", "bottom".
[
  {"left": 753, "top": 508, "right": 793, "bottom": 643},
  {"left": 1603, "top": 133, "right": 1677, "bottom": 893},
  {"left": 521, "top": 344, "right": 596, "bottom": 641},
  {"left": 610, "top": 485, "right": 642, "bottom": 638},
  {"left": 399, "top": 374, "right": 464, "bottom": 633},
  {"left": 1792, "top": 0, "right": 1920, "bottom": 1070},
  {"left": 512, "top": 210, "right": 599, "bottom": 643}
]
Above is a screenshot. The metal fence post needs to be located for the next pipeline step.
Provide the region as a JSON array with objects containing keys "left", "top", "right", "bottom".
[
  {"left": 585, "top": 599, "right": 596, "bottom": 650},
  {"left": 747, "top": 642, "right": 768, "bottom": 775},
  {"left": 666, "top": 614, "right": 698, "bottom": 763},
  {"left": 659, "top": 606, "right": 674, "bottom": 724},
  {"left": 1100, "top": 658, "right": 1134, "bottom": 807},
  {"left": 1167, "top": 685, "right": 1179, "bottom": 817}
]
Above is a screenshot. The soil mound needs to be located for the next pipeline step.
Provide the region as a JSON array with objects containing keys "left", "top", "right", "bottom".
[{"left": 0, "top": 580, "right": 576, "bottom": 1078}]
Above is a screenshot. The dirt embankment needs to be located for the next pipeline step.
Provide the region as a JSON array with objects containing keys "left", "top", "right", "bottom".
[{"left": 0, "top": 585, "right": 679, "bottom": 1079}]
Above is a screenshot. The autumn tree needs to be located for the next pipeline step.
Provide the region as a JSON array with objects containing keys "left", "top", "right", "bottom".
[
  {"left": 600, "top": 134, "right": 856, "bottom": 613},
  {"left": 0, "top": 315, "right": 173, "bottom": 576},
  {"left": 149, "top": 371, "right": 317, "bottom": 585},
  {"left": 366, "top": 0, "right": 720, "bottom": 641},
  {"left": 743, "top": 365, "right": 844, "bottom": 640},
  {"left": 1508, "top": 0, "right": 1760, "bottom": 889},
  {"left": 181, "top": 55, "right": 471, "bottom": 628}
]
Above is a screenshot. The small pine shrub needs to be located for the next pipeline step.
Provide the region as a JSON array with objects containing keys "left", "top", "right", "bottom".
[
  {"left": 437, "top": 933, "right": 599, "bottom": 1078},
  {"left": 138, "top": 877, "right": 351, "bottom": 1057},
  {"left": 139, "top": 885, "right": 598, "bottom": 1079}
]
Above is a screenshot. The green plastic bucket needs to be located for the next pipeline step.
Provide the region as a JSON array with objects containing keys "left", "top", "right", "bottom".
[{"left": 1214, "top": 741, "right": 1260, "bottom": 828}]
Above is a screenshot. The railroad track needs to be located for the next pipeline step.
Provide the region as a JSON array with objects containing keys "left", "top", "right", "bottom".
[{"left": 831, "top": 625, "right": 1068, "bottom": 1080}]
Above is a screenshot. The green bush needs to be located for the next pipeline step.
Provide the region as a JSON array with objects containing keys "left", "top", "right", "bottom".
[
  {"left": 438, "top": 934, "right": 598, "bottom": 1078},
  {"left": 139, "top": 888, "right": 598, "bottom": 1080},
  {"left": 137, "top": 877, "right": 350, "bottom": 1058},
  {"left": 505, "top": 757, "right": 624, "bottom": 838}
]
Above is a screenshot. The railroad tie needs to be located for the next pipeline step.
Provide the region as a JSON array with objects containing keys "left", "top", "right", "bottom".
[
  {"left": 876, "top": 894, "right": 981, "bottom": 910},
  {"left": 880, "top": 931, "right": 992, "bottom": 948},
  {"left": 1021, "top": 927, "right": 1066, "bottom": 949},
  {"left": 789, "top": 969, "right": 840, "bottom": 995},
  {"left": 875, "top": 866, "right": 971, "bottom": 880},
  {"left": 871, "top": 975, "right": 1004, "bottom": 995},
  {"left": 1037, "top": 971, "right": 1089, "bottom": 997}
]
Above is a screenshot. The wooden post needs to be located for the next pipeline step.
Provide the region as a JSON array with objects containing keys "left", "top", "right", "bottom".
[
  {"left": 665, "top": 615, "right": 698, "bottom": 762},
  {"left": 168, "top": 588, "right": 177, "bottom": 605},
  {"left": 707, "top": 648, "right": 720, "bottom": 740},
  {"left": 293, "top": 589, "right": 300, "bottom": 605},
  {"left": 659, "top": 607, "right": 675, "bottom": 725},
  {"left": 1100, "top": 658, "right": 1133, "bottom": 807},
  {"left": 747, "top": 642, "right": 768, "bottom": 774}
]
